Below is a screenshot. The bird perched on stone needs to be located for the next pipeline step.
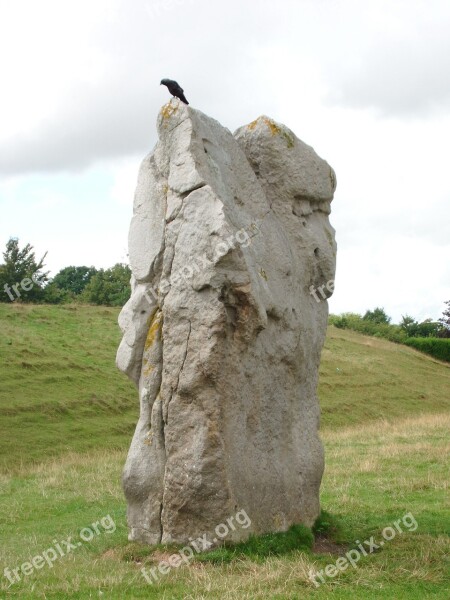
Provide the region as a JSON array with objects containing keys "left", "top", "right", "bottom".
[{"left": 160, "top": 78, "right": 189, "bottom": 105}]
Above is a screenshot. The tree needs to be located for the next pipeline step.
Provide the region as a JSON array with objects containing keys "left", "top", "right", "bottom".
[
  {"left": 416, "top": 318, "right": 440, "bottom": 338},
  {"left": 0, "top": 238, "right": 49, "bottom": 302},
  {"left": 81, "top": 263, "right": 131, "bottom": 306},
  {"left": 363, "top": 307, "right": 391, "bottom": 325},
  {"left": 52, "top": 266, "right": 98, "bottom": 296},
  {"left": 400, "top": 315, "right": 439, "bottom": 338},
  {"left": 400, "top": 315, "right": 419, "bottom": 337},
  {"left": 438, "top": 300, "right": 450, "bottom": 338},
  {"left": 42, "top": 281, "right": 70, "bottom": 304}
]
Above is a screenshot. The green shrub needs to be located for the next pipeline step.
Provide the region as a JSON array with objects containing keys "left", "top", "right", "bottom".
[
  {"left": 404, "top": 337, "right": 450, "bottom": 362},
  {"left": 329, "top": 313, "right": 406, "bottom": 343}
]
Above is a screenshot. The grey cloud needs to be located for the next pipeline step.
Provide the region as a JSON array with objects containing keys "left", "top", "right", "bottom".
[
  {"left": 0, "top": 80, "right": 155, "bottom": 174},
  {"left": 2, "top": 0, "right": 450, "bottom": 174},
  {"left": 0, "top": 0, "right": 280, "bottom": 175},
  {"left": 327, "top": 15, "right": 450, "bottom": 116}
]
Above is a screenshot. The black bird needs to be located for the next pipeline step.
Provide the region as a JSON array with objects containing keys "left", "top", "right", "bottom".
[{"left": 160, "top": 78, "right": 189, "bottom": 105}]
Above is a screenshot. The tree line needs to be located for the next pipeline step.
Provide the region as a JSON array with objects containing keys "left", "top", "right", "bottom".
[
  {"left": 0, "top": 238, "right": 131, "bottom": 306},
  {"left": 330, "top": 306, "right": 450, "bottom": 340},
  {"left": 1, "top": 238, "right": 449, "bottom": 347},
  {"left": 330, "top": 306, "right": 450, "bottom": 362}
]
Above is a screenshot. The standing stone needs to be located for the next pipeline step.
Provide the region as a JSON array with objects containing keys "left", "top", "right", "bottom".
[{"left": 117, "top": 99, "right": 337, "bottom": 544}]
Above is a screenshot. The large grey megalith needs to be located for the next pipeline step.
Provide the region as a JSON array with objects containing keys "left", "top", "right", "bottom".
[{"left": 117, "top": 99, "right": 337, "bottom": 544}]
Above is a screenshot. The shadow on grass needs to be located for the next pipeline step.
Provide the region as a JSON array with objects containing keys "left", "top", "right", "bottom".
[
  {"left": 196, "top": 523, "right": 314, "bottom": 564},
  {"left": 119, "top": 510, "right": 344, "bottom": 566},
  {"left": 198, "top": 510, "right": 344, "bottom": 564}
]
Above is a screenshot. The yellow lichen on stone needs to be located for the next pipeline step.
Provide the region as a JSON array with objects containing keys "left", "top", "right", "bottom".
[
  {"left": 143, "top": 362, "right": 155, "bottom": 377},
  {"left": 263, "top": 116, "right": 281, "bottom": 136},
  {"left": 144, "top": 310, "right": 163, "bottom": 351},
  {"left": 282, "top": 130, "right": 295, "bottom": 148},
  {"left": 247, "top": 117, "right": 294, "bottom": 148},
  {"left": 259, "top": 268, "right": 268, "bottom": 281},
  {"left": 324, "top": 227, "right": 334, "bottom": 247},
  {"left": 330, "top": 168, "right": 336, "bottom": 190},
  {"left": 272, "top": 513, "right": 284, "bottom": 528},
  {"left": 160, "top": 101, "right": 178, "bottom": 122},
  {"left": 264, "top": 117, "right": 295, "bottom": 148}
]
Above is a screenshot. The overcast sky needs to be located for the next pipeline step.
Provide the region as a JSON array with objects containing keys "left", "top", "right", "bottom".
[{"left": 1, "top": 0, "right": 449, "bottom": 322}]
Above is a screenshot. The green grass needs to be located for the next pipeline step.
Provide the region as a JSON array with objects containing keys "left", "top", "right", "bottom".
[
  {"left": 196, "top": 524, "right": 314, "bottom": 564},
  {"left": 1, "top": 415, "right": 448, "bottom": 599},
  {"left": 319, "top": 327, "right": 450, "bottom": 427},
  {"left": 0, "top": 304, "right": 449, "bottom": 598},
  {"left": 0, "top": 303, "right": 137, "bottom": 469},
  {"left": 1, "top": 304, "right": 449, "bottom": 468}
]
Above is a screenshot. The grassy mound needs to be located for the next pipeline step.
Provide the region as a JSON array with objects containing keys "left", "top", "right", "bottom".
[{"left": 1, "top": 304, "right": 449, "bottom": 467}]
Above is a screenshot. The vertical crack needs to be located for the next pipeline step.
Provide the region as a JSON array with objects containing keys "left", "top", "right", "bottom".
[
  {"left": 158, "top": 501, "right": 163, "bottom": 543},
  {"left": 175, "top": 320, "right": 192, "bottom": 393},
  {"left": 160, "top": 319, "right": 191, "bottom": 543}
]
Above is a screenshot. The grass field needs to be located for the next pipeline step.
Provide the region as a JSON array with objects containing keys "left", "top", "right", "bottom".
[{"left": 0, "top": 303, "right": 449, "bottom": 599}]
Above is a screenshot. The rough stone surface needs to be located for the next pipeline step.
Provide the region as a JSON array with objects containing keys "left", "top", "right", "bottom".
[{"left": 117, "top": 99, "right": 337, "bottom": 545}]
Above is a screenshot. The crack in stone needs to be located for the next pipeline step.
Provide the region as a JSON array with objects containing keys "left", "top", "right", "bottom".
[
  {"left": 163, "top": 319, "right": 192, "bottom": 425},
  {"left": 159, "top": 319, "right": 191, "bottom": 542},
  {"left": 175, "top": 320, "right": 192, "bottom": 395},
  {"left": 159, "top": 202, "right": 189, "bottom": 307},
  {"left": 178, "top": 182, "right": 207, "bottom": 199},
  {"left": 161, "top": 110, "right": 190, "bottom": 133},
  {"left": 253, "top": 208, "right": 272, "bottom": 231},
  {"left": 158, "top": 501, "right": 163, "bottom": 543}
]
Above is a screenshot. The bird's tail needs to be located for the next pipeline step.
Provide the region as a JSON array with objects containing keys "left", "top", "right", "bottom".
[{"left": 180, "top": 94, "right": 189, "bottom": 105}]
